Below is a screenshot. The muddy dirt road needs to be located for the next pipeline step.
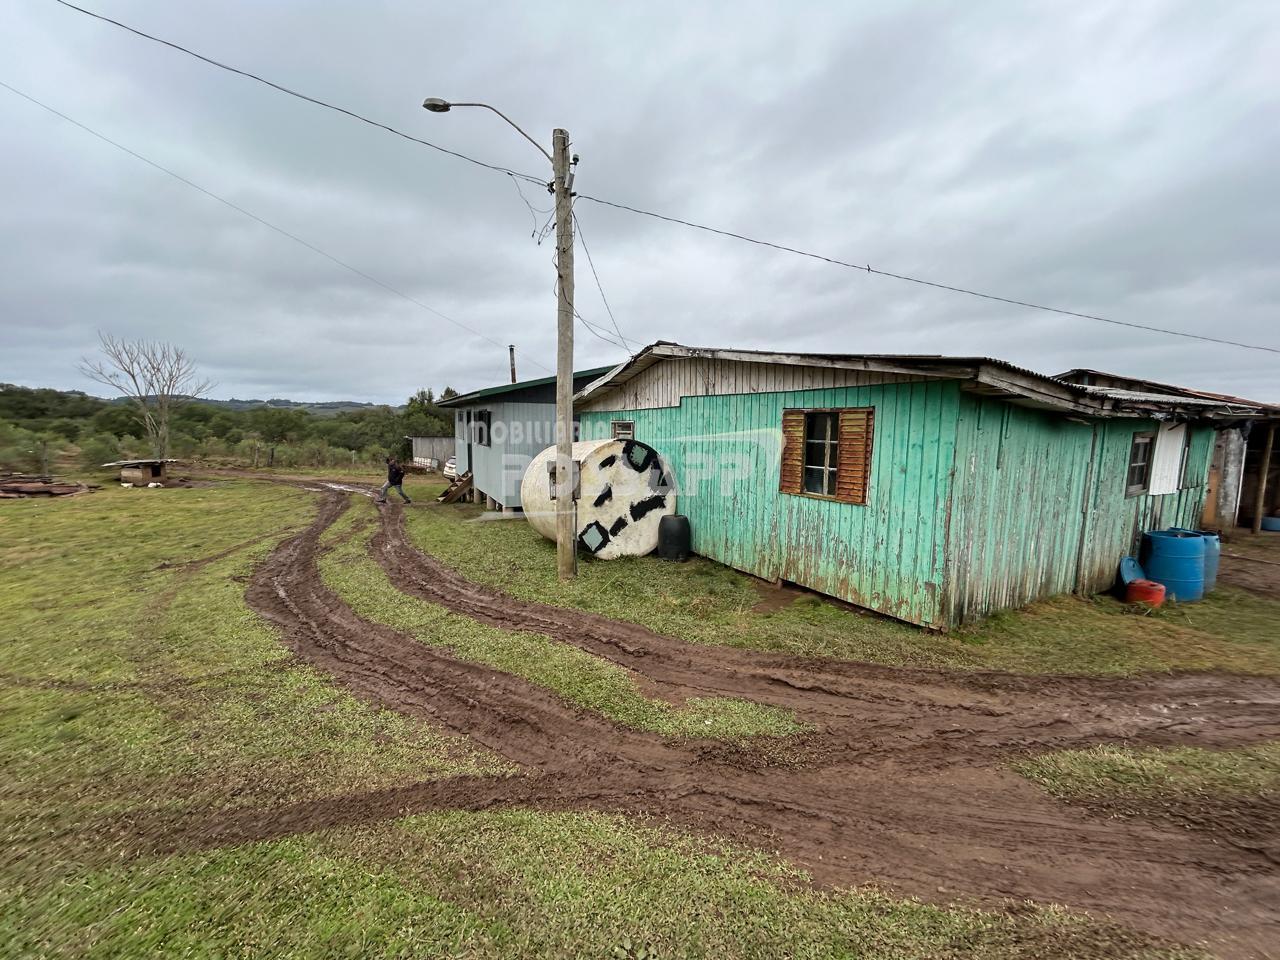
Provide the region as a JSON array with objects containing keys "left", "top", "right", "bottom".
[{"left": 225, "top": 492, "right": 1280, "bottom": 958}]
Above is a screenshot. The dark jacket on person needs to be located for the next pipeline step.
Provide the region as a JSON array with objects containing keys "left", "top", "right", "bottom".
[{"left": 387, "top": 462, "right": 405, "bottom": 485}]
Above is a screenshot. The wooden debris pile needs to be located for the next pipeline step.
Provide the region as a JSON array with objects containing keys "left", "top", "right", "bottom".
[{"left": 0, "top": 474, "right": 98, "bottom": 499}]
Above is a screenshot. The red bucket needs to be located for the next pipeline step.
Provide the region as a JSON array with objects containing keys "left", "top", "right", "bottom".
[{"left": 1125, "top": 579, "right": 1167, "bottom": 608}]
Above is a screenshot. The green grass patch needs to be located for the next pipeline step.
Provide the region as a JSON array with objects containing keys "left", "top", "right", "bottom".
[
  {"left": 319, "top": 499, "right": 804, "bottom": 739},
  {"left": 407, "top": 487, "right": 1280, "bottom": 676},
  {"left": 0, "top": 483, "right": 509, "bottom": 891},
  {"left": 1014, "top": 742, "right": 1280, "bottom": 809},
  {"left": 0, "top": 809, "right": 1201, "bottom": 960}
]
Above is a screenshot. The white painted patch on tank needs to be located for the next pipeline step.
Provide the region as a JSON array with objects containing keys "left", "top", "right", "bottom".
[{"left": 520, "top": 439, "right": 676, "bottom": 559}]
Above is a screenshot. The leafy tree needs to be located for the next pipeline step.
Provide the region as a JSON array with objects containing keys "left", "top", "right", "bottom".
[{"left": 78, "top": 433, "right": 123, "bottom": 469}]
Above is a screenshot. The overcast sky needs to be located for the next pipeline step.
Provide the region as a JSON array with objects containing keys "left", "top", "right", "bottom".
[{"left": 2, "top": 1, "right": 1278, "bottom": 404}]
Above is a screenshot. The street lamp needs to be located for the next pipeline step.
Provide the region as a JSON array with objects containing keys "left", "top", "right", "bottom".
[{"left": 423, "top": 97, "right": 578, "bottom": 580}]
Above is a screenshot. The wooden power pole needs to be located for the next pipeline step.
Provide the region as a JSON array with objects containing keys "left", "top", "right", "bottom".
[
  {"left": 1252, "top": 422, "right": 1275, "bottom": 535},
  {"left": 552, "top": 128, "right": 576, "bottom": 579}
]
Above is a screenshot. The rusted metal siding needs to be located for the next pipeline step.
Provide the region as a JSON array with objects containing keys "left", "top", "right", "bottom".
[
  {"left": 944, "top": 394, "right": 1214, "bottom": 624},
  {"left": 580, "top": 380, "right": 961, "bottom": 627}
]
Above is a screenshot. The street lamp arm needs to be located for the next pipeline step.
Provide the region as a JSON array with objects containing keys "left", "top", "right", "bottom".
[{"left": 446, "top": 102, "right": 553, "bottom": 165}]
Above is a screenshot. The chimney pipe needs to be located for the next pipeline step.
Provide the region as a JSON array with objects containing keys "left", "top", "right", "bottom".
[{"left": 509, "top": 345, "right": 517, "bottom": 383}]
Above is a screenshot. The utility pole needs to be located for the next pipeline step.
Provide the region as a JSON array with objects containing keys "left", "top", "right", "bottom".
[
  {"left": 552, "top": 128, "right": 576, "bottom": 579},
  {"left": 420, "top": 98, "right": 577, "bottom": 577},
  {"left": 508, "top": 345, "right": 517, "bottom": 384}
]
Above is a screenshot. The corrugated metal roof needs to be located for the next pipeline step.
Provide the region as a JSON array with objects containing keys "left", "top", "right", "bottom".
[
  {"left": 1057, "top": 367, "right": 1276, "bottom": 411},
  {"left": 101, "top": 459, "right": 179, "bottom": 467},
  {"left": 576, "top": 342, "right": 1256, "bottom": 419},
  {"left": 1073, "top": 386, "right": 1223, "bottom": 406},
  {"left": 438, "top": 366, "right": 614, "bottom": 407}
]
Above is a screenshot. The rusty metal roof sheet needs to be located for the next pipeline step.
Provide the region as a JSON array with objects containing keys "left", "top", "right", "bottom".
[{"left": 576, "top": 342, "right": 1258, "bottom": 419}]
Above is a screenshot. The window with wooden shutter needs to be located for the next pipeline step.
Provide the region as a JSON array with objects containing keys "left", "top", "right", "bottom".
[
  {"left": 779, "top": 407, "right": 873, "bottom": 504},
  {"left": 835, "top": 408, "right": 873, "bottom": 504},
  {"left": 779, "top": 410, "right": 805, "bottom": 494}
]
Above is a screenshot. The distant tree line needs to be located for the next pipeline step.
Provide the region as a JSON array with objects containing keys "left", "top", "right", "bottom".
[{"left": 0, "top": 382, "right": 458, "bottom": 474}]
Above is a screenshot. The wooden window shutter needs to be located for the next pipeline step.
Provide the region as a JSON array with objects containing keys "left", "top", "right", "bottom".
[
  {"left": 835, "top": 408, "right": 873, "bottom": 504},
  {"left": 779, "top": 409, "right": 805, "bottom": 494}
]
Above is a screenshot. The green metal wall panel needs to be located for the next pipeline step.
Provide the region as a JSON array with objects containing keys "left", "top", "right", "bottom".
[
  {"left": 945, "top": 395, "right": 1215, "bottom": 625},
  {"left": 581, "top": 380, "right": 961, "bottom": 627}
]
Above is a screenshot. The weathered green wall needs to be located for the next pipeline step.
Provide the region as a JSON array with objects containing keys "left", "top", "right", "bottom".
[
  {"left": 580, "top": 380, "right": 962, "bottom": 627},
  {"left": 945, "top": 395, "right": 1213, "bottom": 624},
  {"left": 582, "top": 383, "right": 1214, "bottom": 630}
]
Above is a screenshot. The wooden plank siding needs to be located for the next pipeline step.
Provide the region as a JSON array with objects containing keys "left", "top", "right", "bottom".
[
  {"left": 943, "top": 394, "right": 1214, "bottom": 625},
  {"left": 579, "top": 356, "right": 926, "bottom": 412},
  {"left": 580, "top": 380, "right": 961, "bottom": 627},
  {"left": 581, "top": 368, "right": 1215, "bottom": 630}
]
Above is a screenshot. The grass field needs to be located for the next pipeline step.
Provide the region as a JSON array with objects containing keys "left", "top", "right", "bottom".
[
  {"left": 0, "top": 477, "right": 1220, "bottom": 959},
  {"left": 403, "top": 478, "right": 1280, "bottom": 677}
]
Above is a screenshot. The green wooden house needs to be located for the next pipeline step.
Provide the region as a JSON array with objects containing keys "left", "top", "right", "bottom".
[{"left": 575, "top": 342, "right": 1257, "bottom": 629}]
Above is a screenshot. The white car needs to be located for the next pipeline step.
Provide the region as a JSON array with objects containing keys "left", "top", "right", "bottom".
[{"left": 442, "top": 456, "right": 458, "bottom": 480}]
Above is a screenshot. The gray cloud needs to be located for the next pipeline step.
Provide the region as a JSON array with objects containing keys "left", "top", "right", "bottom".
[{"left": 2, "top": 0, "right": 1277, "bottom": 405}]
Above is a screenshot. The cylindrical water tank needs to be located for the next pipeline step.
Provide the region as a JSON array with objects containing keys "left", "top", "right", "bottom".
[
  {"left": 520, "top": 439, "right": 676, "bottom": 559},
  {"left": 1141, "top": 530, "right": 1205, "bottom": 602}
]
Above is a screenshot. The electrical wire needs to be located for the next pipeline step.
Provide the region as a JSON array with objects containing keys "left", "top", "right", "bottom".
[
  {"left": 509, "top": 173, "right": 553, "bottom": 239},
  {"left": 44, "top": 0, "right": 1280, "bottom": 356},
  {"left": 49, "top": 0, "right": 547, "bottom": 187},
  {"left": 574, "top": 308, "right": 628, "bottom": 350},
  {"left": 572, "top": 210, "right": 639, "bottom": 353},
  {"left": 0, "top": 79, "right": 554, "bottom": 375},
  {"left": 576, "top": 194, "right": 1280, "bottom": 355},
  {"left": 548, "top": 250, "right": 628, "bottom": 351}
]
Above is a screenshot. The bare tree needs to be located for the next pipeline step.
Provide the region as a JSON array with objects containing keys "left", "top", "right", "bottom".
[{"left": 79, "top": 333, "right": 214, "bottom": 460}]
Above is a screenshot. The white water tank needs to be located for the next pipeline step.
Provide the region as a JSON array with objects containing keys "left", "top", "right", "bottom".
[{"left": 520, "top": 438, "right": 676, "bottom": 559}]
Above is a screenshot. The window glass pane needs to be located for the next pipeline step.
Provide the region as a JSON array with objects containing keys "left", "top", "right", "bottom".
[
  {"left": 803, "top": 466, "right": 827, "bottom": 494},
  {"left": 803, "top": 413, "right": 838, "bottom": 473}
]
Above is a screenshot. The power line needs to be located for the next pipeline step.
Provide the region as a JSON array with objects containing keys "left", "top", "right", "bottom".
[
  {"left": 43, "top": 0, "right": 1280, "bottom": 357},
  {"left": 574, "top": 307, "right": 628, "bottom": 351},
  {"left": 574, "top": 194, "right": 1280, "bottom": 355},
  {"left": 572, "top": 210, "right": 639, "bottom": 353},
  {"left": 0, "top": 79, "right": 554, "bottom": 375},
  {"left": 49, "top": 0, "right": 546, "bottom": 187}
]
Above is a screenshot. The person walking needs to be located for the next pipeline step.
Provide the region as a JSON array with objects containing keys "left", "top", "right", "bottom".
[{"left": 379, "top": 456, "right": 412, "bottom": 504}]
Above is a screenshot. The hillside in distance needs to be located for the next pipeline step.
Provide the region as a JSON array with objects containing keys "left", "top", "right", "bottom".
[{"left": 106, "top": 395, "right": 403, "bottom": 416}]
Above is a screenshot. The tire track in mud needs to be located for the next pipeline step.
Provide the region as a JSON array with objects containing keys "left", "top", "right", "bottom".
[
  {"left": 214, "top": 492, "right": 1280, "bottom": 958},
  {"left": 373, "top": 503, "right": 1280, "bottom": 762}
]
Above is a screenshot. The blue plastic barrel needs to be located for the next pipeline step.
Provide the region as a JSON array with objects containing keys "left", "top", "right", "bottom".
[
  {"left": 1141, "top": 530, "right": 1205, "bottom": 602},
  {"left": 1168, "top": 528, "right": 1221, "bottom": 593},
  {"left": 1198, "top": 532, "right": 1220, "bottom": 593}
]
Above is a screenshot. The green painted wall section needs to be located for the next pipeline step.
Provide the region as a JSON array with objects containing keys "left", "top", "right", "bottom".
[
  {"left": 945, "top": 395, "right": 1213, "bottom": 624},
  {"left": 582, "top": 383, "right": 1214, "bottom": 630},
  {"left": 581, "top": 380, "right": 962, "bottom": 627}
]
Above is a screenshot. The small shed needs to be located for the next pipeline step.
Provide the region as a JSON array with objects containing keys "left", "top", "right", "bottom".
[
  {"left": 102, "top": 459, "right": 178, "bottom": 484},
  {"left": 437, "top": 366, "right": 614, "bottom": 510},
  {"left": 574, "top": 342, "right": 1255, "bottom": 629},
  {"left": 405, "top": 436, "right": 454, "bottom": 469}
]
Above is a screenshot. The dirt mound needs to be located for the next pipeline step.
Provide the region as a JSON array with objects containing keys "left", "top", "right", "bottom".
[{"left": 210, "top": 493, "right": 1280, "bottom": 958}]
